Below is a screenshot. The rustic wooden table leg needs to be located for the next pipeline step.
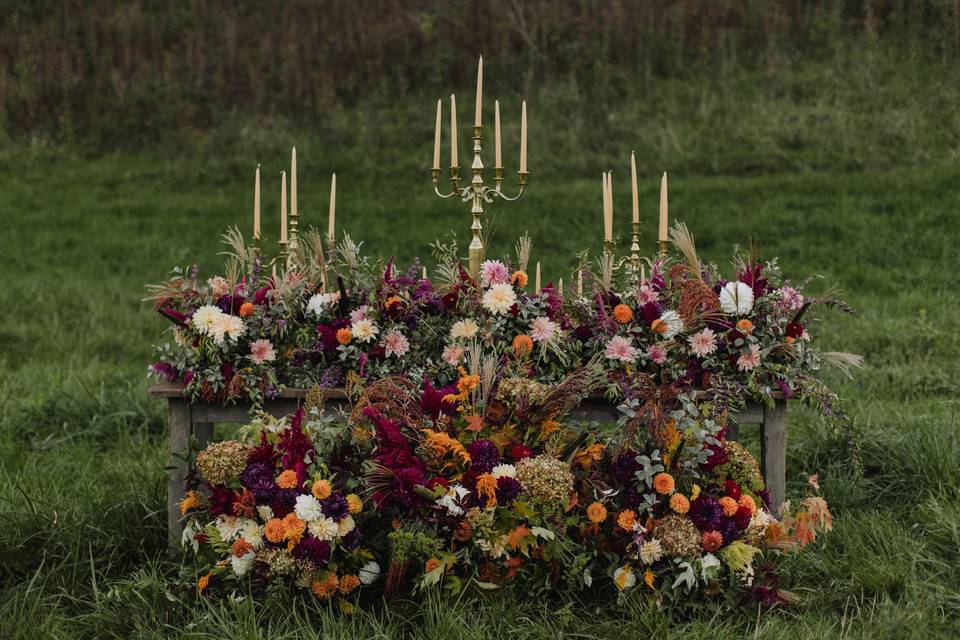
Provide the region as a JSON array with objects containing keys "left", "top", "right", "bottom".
[
  {"left": 194, "top": 422, "right": 214, "bottom": 450},
  {"left": 761, "top": 399, "right": 787, "bottom": 512},
  {"left": 726, "top": 422, "right": 740, "bottom": 442},
  {"left": 167, "top": 399, "right": 191, "bottom": 551}
]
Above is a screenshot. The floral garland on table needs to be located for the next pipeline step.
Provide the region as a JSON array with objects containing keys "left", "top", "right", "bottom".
[
  {"left": 182, "top": 362, "right": 834, "bottom": 610},
  {"left": 147, "top": 226, "right": 860, "bottom": 439}
]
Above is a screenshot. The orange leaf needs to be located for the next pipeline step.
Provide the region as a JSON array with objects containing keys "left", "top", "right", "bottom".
[
  {"left": 465, "top": 414, "right": 484, "bottom": 431},
  {"left": 507, "top": 524, "right": 531, "bottom": 551}
]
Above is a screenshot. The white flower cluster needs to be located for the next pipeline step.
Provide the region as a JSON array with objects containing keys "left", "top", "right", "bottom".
[
  {"left": 190, "top": 305, "right": 246, "bottom": 345},
  {"left": 294, "top": 495, "right": 356, "bottom": 541}
]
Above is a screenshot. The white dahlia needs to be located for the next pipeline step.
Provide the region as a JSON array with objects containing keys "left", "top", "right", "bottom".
[
  {"left": 482, "top": 283, "right": 517, "bottom": 316},
  {"left": 719, "top": 281, "right": 755, "bottom": 315}
]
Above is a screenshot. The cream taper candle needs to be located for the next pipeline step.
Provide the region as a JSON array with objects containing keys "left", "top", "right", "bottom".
[
  {"left": 328, "top": 173, "right": 336, "bottom": 242},
  {"left": 659, "top": 172, "right": 669, "bottom": 243},
  {"left": 253, "top": 164, "right": 261, "bottom": 239},
  {"left": 519, "top": 100, "right": 527, "bottom": 173},
  {"left": 450, "top": 95, "right": 458, "bottom": 167},
  {"left": 280, "top": 171, "right": 287, "bottom": 244},
  {"left": 474, "top": 56, "right": 483, "bottom": 128},
  {"left": 433, "top": 99, "right": 442, "bottom": 171}
]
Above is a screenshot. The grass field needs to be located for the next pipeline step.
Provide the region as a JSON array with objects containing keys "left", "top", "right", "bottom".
[{"left": 2, "top": 58, "right": 960, "bottom": 637}]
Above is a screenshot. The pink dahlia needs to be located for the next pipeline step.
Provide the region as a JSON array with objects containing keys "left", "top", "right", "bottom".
[
  {"left": 383, "top": 329, "right": 410, "bottom": 358},
  {"left": 604, "top": 335, "right": 638, "bottom": 363},
  {"left": 529, "top": 316, "right": 558, "bottom": 343},
  {"left": 250, "top": 339, "right": 276, "bottom": 364},
  {"left": 442, "top": 344, "right": 464, "bottom": 367},
  {"left": 737, "top": 344, "right": 761, "bottom": 371},
  {"left": 647, "top": 344, "right": 667, "bottom": 364},
  {"left": 688, "top": 328, "right": 718, "bottom": 357},
  {"left": 635, "top": 283, "right": 659, "bottom": 305},
  {"left": 778, "top": 286, "right": 804, "bottom": 311},
  {"left": 480, "top": 260, "right": 511, "bottom": 287}
]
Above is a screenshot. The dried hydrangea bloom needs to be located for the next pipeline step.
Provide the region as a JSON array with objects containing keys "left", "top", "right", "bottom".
[
  {"left": 496, "top": 377, "right": 551, "bottom": 405},
  {"left": 195, "top": 440, "right": 251, "bottom": 485},
  {"left": 721, "top": 441, "right": 765, "bottom": 492},
  {"left": 515, "top": 455, "right": 574, "bottom": 504},
  {"left": 654, "top": 514, "right": 702, "bottom": 558}
]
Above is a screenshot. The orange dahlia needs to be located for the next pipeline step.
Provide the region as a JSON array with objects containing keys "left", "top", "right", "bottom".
[
  {"left": 425, "top": 558, "right": 442, "bottom": 573},
  {"left": 311, "top": 479, "right": 332, "bottom": 500},
  {"left": 719, "top": 496, "right": 739, "bottom": 517},
  {"left": 239, "top": 302, "right": 255, "bottom": 317},
  {"left": 311, "top": 573, "right": 339, "bottom": 599},
  {"left": 339, "top": 574, "right": 361, "bottom": 594},
  {"left": 738, "top": 494, "right": 757, "bottom": 515},
  {"left": 652, "top": 472, "right": 675, "bottom": 495},
  {"left": 669, "top": 493, "right": 690, "bottom": 514},
  {"left": 702, "top": 530, "right": 723, "bottom": 552},
  {"left": 346, "top": 493, "right": 363, "bottom": 514},
  {"left": 277, "top": 469, "right": 299, "bottom": 489},
  {"left": 511, "top": 270, "right": 528, "bottom": 288},
  {"left": 336, "top": 327, "right": 352, "bottom": 345},
  {"left": 264, "top": 518, "right": 285, "bottom": 544},
  {"left": 613, "top": 304, "right": 633, "bottom": 324},
  {"left": 617, "top": 509, "right": 637, "bottom": 531},
  {"left": 736, "top": 318, "right": 754, "bottom": 333},
  {"left": 587, "top": 502, "right": 608, "bottom": 524}
]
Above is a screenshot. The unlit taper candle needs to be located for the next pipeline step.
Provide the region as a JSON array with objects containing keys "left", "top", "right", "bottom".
[
  {"left": 519, "top": 101, "right": 527, "bottom": 173},
  {"left": 280, "top": 171, "right": 287, "bottom": 243},
  {"left": 535, "top": 261, "right": 541, "bottom": 293},
  {"left": 432, "top": 99, "right": 442, "bottom": 170},
  {"left": 630, "top": 151, "right": 639, "bottom": 224},
  {"left": 290, "top": 147, "right": 297, "bottom": 219},
  {"left": 659, "top": 172, "right": 669, "bottom": 242},
  {"left": 450, "top": 95, "right": 458, "bottom": 167},
  {"left": 328, "top": 173, "right": 336, "bottom": 242},
  {"left": 494, "top": 100, "right": 502, "bottom": 168},
  {"left": 475, "top": 56, "right": 483, "bottom": 127},
  {"left": 253, "top": 164, "right": 261, "bottom": 239}
]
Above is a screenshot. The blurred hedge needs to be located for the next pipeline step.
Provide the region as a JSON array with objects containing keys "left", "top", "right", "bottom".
[{"left": 2, "top": 0, "right": 958, "bottom": 145}]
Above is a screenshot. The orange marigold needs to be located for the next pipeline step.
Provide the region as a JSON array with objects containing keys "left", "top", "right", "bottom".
[
  {"left": 339, "top": 574, "right": 361, "bottom": 594},
  {"left": 384, "top": 295, "right": 403, "bottom": 310},
  {"left": 346, "top": 493, "right": 364, "bottom": 514},
  {"left": 197, "top": 573, "right": 211, "bottom": 594},
  {"left": 336, "top": 328, "right": 352, "bottom": 345},
  {"left": 239, "top": 302, "right": 255, "bottom": 317},
  {"left": 586, "top": 501, "right": 608, "bottom": 524},
  {"left": 736, "top": 318, "right": 754, "bottom": 333},
  {"left": 669, "top": 493, "right": 690, "bottom": 514},
  {"left": 738, "top": 494, "right": 757, "bottom": 515},
  {"left": 652, "top": 472, "right": 675, "bottom": 495},
  {"left": 456, "top": 371, "right": 481, "bottom": 394},
  {"left": 475, "top": 473, "right": 499, "bottom": 508},
  {"left": 617, "top": 509, "right": 637, "bottom": 531},
  {"left": 281, "top": 512, "right": 306, "bottom": 550},
  {"left": 277, "top": 469, "right": 299, "bottom": 489},
  {"left": 311, "top": 573, "right": 339, "bottom": 599},
  {"left": 424, "top": 558, "right": 442, "bottom": 573},
  {"left": 512, "top": 334, "right": 534, "bottom": 358},
  {"left": 179, "top": 489, "right": 203, "bottom": 515},
  {"left": 231, "top": 538, "right": 253, "bottom": 558},
  {"left": 719, "top": 496, "right": 739, "bottom": 517},
  {"left": 613, "top": 304, "right": 633, "bottom": 324},
  {"left": 264, "top": 518, "right": 285, "bottom": 543},
  {"left": 511, "top": 270, "right": 529, "bottom": 288},
  {"left": 311, "top": 479, "right": 332, "bottom": 500},
  {"left": 650, "top": 318, "right": 667, "bottom": 334}
]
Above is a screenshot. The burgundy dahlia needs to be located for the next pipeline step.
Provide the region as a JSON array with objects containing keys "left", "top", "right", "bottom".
[
  {"left": 340, "top": 527, "right": 362, "bottom": 551},
  {"left": 466, "top": 439, "right": 500, "bottom": 474},
  {"left": 510, "top": 444, "right": 533, "bottom": 462},
  {"left": 320, "top": 493, "right": 349, "bottom": 521},
  {"left": 688, "top": 495, "right": 725, "bottom": 532},
  {"left": 294, "top": 536, "right": 332, "bottom": 565},
  {"left": 496, "top": 476, "right": 522, "bottom": 506}
]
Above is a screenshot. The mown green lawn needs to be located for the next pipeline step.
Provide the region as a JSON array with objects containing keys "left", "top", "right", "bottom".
[{"left": 0, "top": 135, "right": 958, "bottom": 638}]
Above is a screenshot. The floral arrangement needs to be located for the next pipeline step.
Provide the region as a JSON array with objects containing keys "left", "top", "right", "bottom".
[
  {"left": 147, "top": 225, "right": 860, "bottom": 433},
  {"left": 182, "top": 361, "right": 834, "bottom": 610},
  {"left": 180, "top": 391, "right": 382, "bottom": 608}
]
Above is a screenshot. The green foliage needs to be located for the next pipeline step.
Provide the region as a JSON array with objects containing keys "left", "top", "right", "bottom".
[{"left": 1, "top": 22, "right": 960, "bottom": 637}]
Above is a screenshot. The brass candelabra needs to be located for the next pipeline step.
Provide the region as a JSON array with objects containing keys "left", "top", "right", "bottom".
[{"left": 432, "top": 125, "right": 529, "bottom": 278}]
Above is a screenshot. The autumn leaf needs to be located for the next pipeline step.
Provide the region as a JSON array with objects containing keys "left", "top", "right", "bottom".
[
  {"left": 507, "top": 524, "right": 532, "bottom": 553},
  {"left": 465, "top": 414, "right": 484, "bottom": 431}
]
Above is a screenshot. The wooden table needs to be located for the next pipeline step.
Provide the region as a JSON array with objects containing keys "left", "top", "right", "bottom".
[{"left": 148, "top": 381, "right": 787, "bottom": 548}]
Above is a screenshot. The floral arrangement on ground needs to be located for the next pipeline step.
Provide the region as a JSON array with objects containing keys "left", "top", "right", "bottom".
[{"left": 181, "top": 360, "right": 834, "bottom": 612}]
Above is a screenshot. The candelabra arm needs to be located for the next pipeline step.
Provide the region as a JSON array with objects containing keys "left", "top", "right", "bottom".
[
  {"left": 433, "top": 167, "right": 463, "bottom": 198},
  {"left": 490, "top": 170, "right": 528, "bottom": 202}
]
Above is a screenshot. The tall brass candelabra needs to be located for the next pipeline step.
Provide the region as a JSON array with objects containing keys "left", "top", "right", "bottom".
[{"left": 432, "top": 102, "right": 529, "bottom": 278}]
